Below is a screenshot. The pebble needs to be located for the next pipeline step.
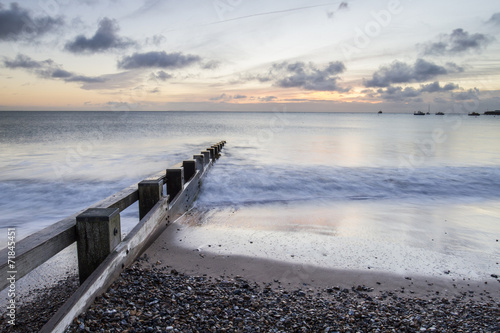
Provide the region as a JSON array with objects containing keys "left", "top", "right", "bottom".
[
  {"left": 67, "top": 264, "right": 499, "bottom": 332},
  {"left": 2, "top": 264, "right": 499, "bottom": 332}
]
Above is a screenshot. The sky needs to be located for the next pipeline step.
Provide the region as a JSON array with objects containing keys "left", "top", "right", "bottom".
[{"left": 1, "top": 0, "right": 499, "bottom": 112}]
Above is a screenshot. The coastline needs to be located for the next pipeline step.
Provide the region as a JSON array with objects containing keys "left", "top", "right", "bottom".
[
  {"left": 2, "top": 219, "right": 498, "bottom": 332},
  {"left": 144, "top": 221, "right": 500, "bottom": 302}
]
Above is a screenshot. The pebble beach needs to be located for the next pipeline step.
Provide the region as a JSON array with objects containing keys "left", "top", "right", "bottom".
[{"left": 2, "top": 240, "right": 499, "bottom": 332}]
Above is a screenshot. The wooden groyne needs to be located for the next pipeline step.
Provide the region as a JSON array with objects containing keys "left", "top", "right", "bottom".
[{"left": 0, "top": 141, "right": 226, "bottom": 332}]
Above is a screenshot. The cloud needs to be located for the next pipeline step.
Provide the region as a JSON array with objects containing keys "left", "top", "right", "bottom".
[
  {"left": 151, "top": 70, "right": 172, "bottom": 81},
  {"left": 3, "top": 53, "right": 50, "bottom": 68},
  {"left": 262, "top": 61, "right": 347, "bottom": 92},
  {"left": 210, "top": 93, "right": 230, "bottom": 101},
  {"left": 202, "top": 60, "right": 220, "bottom": 70},
  {"left": 452, "top": 88, "right": 479, "bottom": 101},
  {"left": 259, "top": 96, "right": 277, "bottom": 102},
  {"left": 420, "top": 81, "right": 459, "bottom": 93},
  {"left": 372, "top": 80, "right": 461, "bottom": 102},
  {"left": 66, "top": 75, "right": 106, "bottom": 83},
  {"left": 3, "top": 54, "right": 105, "bottom": 83},
  {"left": 144, "top": 34, "right": 166, "bottom": 47},
  {"left": 65, "top": 17, "right": 135, "bottom": 53},
  {"left": 487, "top": 13, "right": 500, "bottom": 25},
  {"left": 118, "top": 51, "right": 201, "bottom": 69},
  {"left": 364, "top": 59, "right": 460, "bottom": 88},
  {"left": 0, "top": 3, "right": 63, "bottom": 41},
  {"left": 210, "top": 93, "right": 247, "bottom": 101},
  {"left": 421, "top": 28, "right": 493, "bottom": 56},
  {"left": 377, "top": 86, "right": 421, "bottom": 101},
  {"left": 80, "top": 70, "right": 142, "bottom": 90},
  {"left": 338, "top": 2, "right": 349, "bottom": 10}
]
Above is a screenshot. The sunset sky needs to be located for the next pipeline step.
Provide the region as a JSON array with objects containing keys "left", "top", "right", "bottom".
[{"left": 1, "top": 0, "right": 499, "bottom": 112}]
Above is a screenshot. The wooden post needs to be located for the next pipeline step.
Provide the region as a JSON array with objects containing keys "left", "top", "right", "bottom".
[
  {"left": 193, "top": 154, "right": 204, "bottom": 172},
  {"left": 212, "top": 145, "right": 219, "bottom": 156},
  {"left": 208, "top": 147, "right": 216, "bottom": 161},
  {"left": 76, "top": 208, "right": 121, "bottom": 284},
  {"left": 183, "top": 160, "right": 196, "bottom": 182},
  {"left": 138, "top": 179, "right": 163, "bottom": 220},
  {"left": 166, "top": 168, "right": 184, "bottom": 201},
  {"left": 201, "top": 151, "right": 210, "bottom": 164}
]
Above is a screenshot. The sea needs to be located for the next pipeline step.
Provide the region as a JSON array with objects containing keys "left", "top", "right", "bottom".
[{"left": 1, "top": 111, "right": 499, "bottom": 292}]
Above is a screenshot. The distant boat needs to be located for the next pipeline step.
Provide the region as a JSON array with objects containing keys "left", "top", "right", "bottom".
[
  {"left": 484, "top": 110, "right": 500, "bottom": 115},
  {"left": 378, "top": 110, "right": 382, "bottom": 114},
  {"left": 468, "top": 112, "right": 480, "bottom": 116},
  {"left": 435, "top": 112, "right": 444, "bottom": 115},
  {"left": 413, "top": 111, "right": 425, "bottom": 115}
]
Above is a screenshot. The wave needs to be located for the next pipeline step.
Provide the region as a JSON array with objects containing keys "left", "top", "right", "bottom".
[{"left": 196, "top": 163, "right": 500, "bottom": 207}]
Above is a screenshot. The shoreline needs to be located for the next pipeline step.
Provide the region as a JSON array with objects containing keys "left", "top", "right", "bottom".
[
  {"left": 3, "top": 220, "right": 499, "bottom": 332},
  {"left": 143, "top": 223, "right": 500, "bottom": 302}
]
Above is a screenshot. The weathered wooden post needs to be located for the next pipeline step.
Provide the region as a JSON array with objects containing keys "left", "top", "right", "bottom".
[
  {"left": 208, "top": 147, "right": 216, "bottom": 161},
  {"left": 193, "top": 154, "right": 204, "bottom": 172},
  {"left": 166, "top": 167, "right": 184, "bottom": 201},
  {"left": 76, "top": 208, "right": 121, "bottom": 284},
  {"left": 201, "top": 151, "right": 210, "bottom": 164},
  {"left": 212, "top": 145, "right": 219, "bottom": 156},
  {"left": 183, "top": 160, "right": 197, "bottom": 182},
  {"left": 138, "top": 179, "right": 163, "bottom": 220}
]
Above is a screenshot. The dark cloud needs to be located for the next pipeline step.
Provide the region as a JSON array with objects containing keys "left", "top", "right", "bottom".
[
  {"left": 373, "top": 80, "right": 461, "bottom": 102},
  {"left": 0, "top": 3, "right": 63, "bottom": 41},
  {"left": 209, "top": 93, "right": 247, "bottom": 101},
  {"left": 151, "top": 70, "right": 172, "bottom": 81},
  {"left": 65, "top": 17, "right": 135, "bottom": 53},
  {"left": 364, "top": 59, "right": 459, "bottom": 88},
  {"left": 66, "top": 75, "right": 106, "bottom": 83},
  {"left": 422, "top": 29, "right": 493, "bottom": 55},
  {"left": 3, "top": 53, "right": 49, "bottom": 68},
  {"left": 377, "top": 86, "right": 421, "bottom": 101},
  {"left": 487, "top": 13, "right": 500, "bottom": 25},
  {"left": 452, "top": 88, "right": 479, "bottom": 101},
  {"left": 118, "top": 51, "right": 201, "bottom": 69},
  {"left": 51, "top": 68, "right": 72, "bottom": 78},
  {"left": 259, "top": 96, "right": 278, "bottom": 102},
  {"left": 420, "top": 81, "right": 459, "bottom": 93},
  {"left": 265, "top": 61, "right": 347, "bottom": 92},
  {"left": 3, "top": 53, "right": 105, "bottom": 83}
]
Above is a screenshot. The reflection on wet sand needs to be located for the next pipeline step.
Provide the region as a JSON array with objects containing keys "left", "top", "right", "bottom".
[{"left": 175, "top": 199, "right": 500, "bottom": 281}]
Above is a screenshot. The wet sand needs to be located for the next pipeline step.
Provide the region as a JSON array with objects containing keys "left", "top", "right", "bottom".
[{"left": 143, "top": 218, "right": 500, "bottom": 302}]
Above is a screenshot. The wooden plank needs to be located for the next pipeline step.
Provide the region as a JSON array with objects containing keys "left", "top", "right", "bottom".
[
  {"left": 40, "top": 197, "right": 170, "bottom": 333},
  {"left": 0, "top": 155, "right": 204, "bottom": 291},
  {"left": 41, "top": 165, "right": 213, "bottom": 332},
  {"left": 0, "top": 185, "right": 138, "bottom": 291}
]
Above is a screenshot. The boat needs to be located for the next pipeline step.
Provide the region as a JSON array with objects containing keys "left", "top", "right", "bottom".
[
  {"left": 468, "top": 112, "right": 480, "bottom": 116},
  {"left": 484, "top": 110, "right": 500, "bottom": 115},
  {"left": 377, "top": 110, "right": 382, "bottom": 114},
  {"left": 435, "top": 112, "right": 444, "bottom": 115},
  {"left": 413, "top": 111, "right": 425, "bottom": 115}
]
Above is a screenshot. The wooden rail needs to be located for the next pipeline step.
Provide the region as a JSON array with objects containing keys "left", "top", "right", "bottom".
[{"left": 0, "top": 141, "right": 226, "bottom": 332}]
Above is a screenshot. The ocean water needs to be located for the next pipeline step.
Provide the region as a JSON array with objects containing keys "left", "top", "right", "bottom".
[{"left": 1, "top": 111, "right": 500, "bottom": 282}]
